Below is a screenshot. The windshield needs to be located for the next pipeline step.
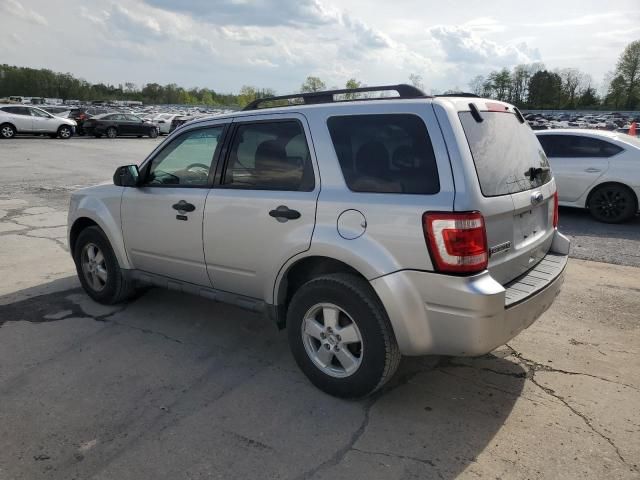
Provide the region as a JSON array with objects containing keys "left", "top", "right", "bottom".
[{"left": 459, "top": 111, "right": 552, "bottom": 197}]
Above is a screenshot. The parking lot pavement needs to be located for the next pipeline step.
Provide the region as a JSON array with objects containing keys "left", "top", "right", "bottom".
[{"left": 0, "top": 138, "right": 639, "bottom": 479}]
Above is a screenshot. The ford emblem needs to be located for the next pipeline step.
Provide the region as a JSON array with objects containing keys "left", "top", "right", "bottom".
[{"left": 531, "top": 191, "right": 544, "bottom": 205}]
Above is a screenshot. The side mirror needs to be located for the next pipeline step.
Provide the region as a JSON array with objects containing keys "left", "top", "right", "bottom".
[{"left": 113, "top": 165, "right": 140, "bottom": 187}]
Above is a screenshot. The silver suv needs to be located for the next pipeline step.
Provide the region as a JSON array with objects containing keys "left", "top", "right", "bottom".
[{"left": 68, "top": 85, "right": 569, "bottom": 398}]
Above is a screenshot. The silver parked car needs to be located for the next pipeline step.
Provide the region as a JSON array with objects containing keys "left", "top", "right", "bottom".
[
  {"left": 0, "top": 105, "right": 76, "bottom": 139},
  {"left": 68, "top": 85, "right": 569, "bottom": 398}
]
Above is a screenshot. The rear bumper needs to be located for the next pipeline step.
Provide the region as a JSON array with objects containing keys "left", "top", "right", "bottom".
[{"left": 371, "top": 230, "right": 570, "bottom": 356}]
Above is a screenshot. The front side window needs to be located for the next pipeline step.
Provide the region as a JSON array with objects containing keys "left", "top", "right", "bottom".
[
  {"left": 223, "top": 121, "right": 314, "bottom": 191},
  {"left": 145, "top": 126, "right": 224, "bottom": 187},
  {"left": 327, "top": 114, "right": 440, "bottom": 194},
  {"left": 30, "top": 108, "right": 51, "bottom": 118}
]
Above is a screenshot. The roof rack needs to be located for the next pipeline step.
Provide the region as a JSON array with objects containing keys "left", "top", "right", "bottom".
[{"left": 242, "top": 84, "right": 427, "bottom": 111}]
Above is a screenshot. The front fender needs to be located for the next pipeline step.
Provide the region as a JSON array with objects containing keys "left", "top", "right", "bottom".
[{"left": 68, "top": 186, "right": 130, "bottom": 269}]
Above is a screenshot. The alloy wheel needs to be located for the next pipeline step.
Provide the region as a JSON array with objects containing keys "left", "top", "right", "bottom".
[
  {"left": 592, "top": 187, "right": 631, "bottom": 222},
  {"left": 1, "top": 125, "right": 15, "bottom": 138},
  {"left": 301, "top": 303, "right": 363, "bottom": 378},
  {"left": 81, "top": 243, "right": 108, "bottom": 292}
]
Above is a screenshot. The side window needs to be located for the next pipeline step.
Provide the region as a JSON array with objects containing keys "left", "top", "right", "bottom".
[
  {"left": 125, "top": 114, "right": 141, "bottom": 122},
  {"left": 327, "top": 114, "right": 440, "bottom": 194},
  {"left": 546, "top": 135, "right": 624, "bottom": 158},
  {"left": 4, "top": 106, "right": 30, "bottom": 116},
  {"left": 223, "top": 121, "right": 314, "bottom": 191},
  {"left": 30, "top": 108, "right": 50, "bottom": 118},
  {"left": 145, "top": 126, "right": 224, "bottom": 187}
]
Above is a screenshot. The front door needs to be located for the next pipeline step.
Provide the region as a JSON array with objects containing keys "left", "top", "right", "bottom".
[
  {"left": 121, "top": 123, "right": 227, "bottom": 285},
  {"left": 204, "top": 114, "right": 319, "bottom": 299},
  {"left": 30, "top": 107, "right": 58, "bottom": 132}
]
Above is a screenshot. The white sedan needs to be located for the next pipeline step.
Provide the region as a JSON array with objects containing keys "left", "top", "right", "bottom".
[
  {"left": 150, "top": 113, "right": 179, "bottom": 135},
  {"left": 536, "top": 129, "right": 640, "bottom": 223}
]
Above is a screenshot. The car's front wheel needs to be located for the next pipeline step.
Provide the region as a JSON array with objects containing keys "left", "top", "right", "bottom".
[
  {"left": 588, "top": 183, "right": 637, "bottom": 223},
  {"left": 0, "top": 123, "right": 16, "bottom": 139},
  {"left": 149, "top": 128, "right": 158, "bottom": 138},
  {"left": 287, "top": 273, "right": 401, "bottom": 398},
  {"left": 74, "top": 226, "right": 135, "bottom": 304},
  {"left": 57, "top": 125, "right": 73, "bottom": 139}
]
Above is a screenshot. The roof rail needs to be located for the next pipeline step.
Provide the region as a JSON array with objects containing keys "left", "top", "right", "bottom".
[
  {"left": 435, "top": 93, "right": 480, "bottom": 98},
  {"left": 242, "top": 84, "right": 427, "bottom": 111}
]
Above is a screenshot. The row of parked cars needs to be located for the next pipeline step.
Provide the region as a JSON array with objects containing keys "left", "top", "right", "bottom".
[{"left": 0, "top": 103, "right": 230, "bottom": 139}]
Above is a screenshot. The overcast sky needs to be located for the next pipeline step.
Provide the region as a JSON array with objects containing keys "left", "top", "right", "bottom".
[{"left": 1, "top": 0, "right": 639, "bottom": 94}]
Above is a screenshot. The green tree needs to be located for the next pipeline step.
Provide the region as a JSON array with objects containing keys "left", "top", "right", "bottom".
[
  {"left": 611, "top": 39, "right": 640, "bottom": 109},
  {"left": 300, "top": 76, "right": 326, "bottom": 93}
]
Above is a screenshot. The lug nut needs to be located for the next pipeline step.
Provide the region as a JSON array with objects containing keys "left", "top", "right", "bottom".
[
  {"left": 320, "top": 332, "right": 326, "bottom": 339},
  {"left": 336, "top": 335, "right": 341, "bottom": 341},
  {"left": 324, "top": 344, "right": 330, "bottom": 350}
]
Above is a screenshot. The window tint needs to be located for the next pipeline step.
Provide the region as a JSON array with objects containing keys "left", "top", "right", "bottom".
[
  {"left": 327, "top": 114, "right": 439, "bottom": 194},
  {"left": 223, "top": 121, "right": 314, "bottom": 191},
  {"left": 3, "top": 106, "right": 31, "bottom": 116},
  {"left": 145, "top": 126, "right": 224, "bottom": 187},
  {"left": 538, "top": 135, "right": 623, "bottom": 158},
  {"left": 459, "top": 111, "right": 551, "bottom": 197},
  {"left": 125, "top": 114, "right": 141, "bottom": 122}
]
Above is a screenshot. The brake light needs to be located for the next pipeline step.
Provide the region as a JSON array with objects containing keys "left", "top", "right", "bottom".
[
  {"left": 553, "top": 191, "right": 559, "bottom": 228},
  {"left": 423, "top": 212, "right": 488, "bottom": 274}
]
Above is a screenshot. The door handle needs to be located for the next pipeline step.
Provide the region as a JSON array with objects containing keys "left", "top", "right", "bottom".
[
  {"left": 584, "top": 168, "right": 602, "bottom": 173},
  {"left": 269, "top": 206, "right": 301, "bottom": 221},
  {"left": 172, "top": 200, "right": 196, "bottom": 212}
]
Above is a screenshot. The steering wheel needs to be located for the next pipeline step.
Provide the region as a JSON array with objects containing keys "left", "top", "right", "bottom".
[{"left": 185, "top": 163, "right": 210, "bottom": 172}]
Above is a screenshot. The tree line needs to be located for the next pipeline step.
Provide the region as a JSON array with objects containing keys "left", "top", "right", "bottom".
[
  {"left": 464, "top": 40, "right": 639, "bottom": 110},
  {"left": 1, "top": 39, "right": 638, "bottom": 110}
]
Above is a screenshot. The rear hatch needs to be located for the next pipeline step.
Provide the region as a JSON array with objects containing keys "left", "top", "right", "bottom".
[{"left": 457, "top": 104, "right": 556, "bottom": 285}]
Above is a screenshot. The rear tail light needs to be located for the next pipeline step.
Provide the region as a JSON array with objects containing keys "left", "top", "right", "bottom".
[
  {"left": 423, "top": 211, "right": 488, "bottom": 274},
  {"left": 553, "top": 191, "right": 559, "bottom": 228}
]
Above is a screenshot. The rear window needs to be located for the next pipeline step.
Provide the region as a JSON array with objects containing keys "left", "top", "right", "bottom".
[
  {"left": 459, "top": 111, "right": 551, "bottom": 197},
  {"left": 327, "top": 114, "right": 439, "bottom": 194}
]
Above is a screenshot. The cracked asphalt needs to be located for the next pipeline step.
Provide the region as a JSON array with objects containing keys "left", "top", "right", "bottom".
[{"left": 0, "top": 137, "right": 639, "bottom": 479}]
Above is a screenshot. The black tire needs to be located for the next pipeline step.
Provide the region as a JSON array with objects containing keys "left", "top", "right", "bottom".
[
  {"left": 149, "top": 128, "right": 158, "bottom": 138},
  {"left": 106, "top": 127, "right": 117, "bottom": 139},
  {"left": 73, "top": 226, "right": 136, "bottom": 304},
  {"left": 588, "top": 183, "right": 637, "bottom": 223},
  {"left": 287, "top": 273, "right": 401, "bottom": 398},
  {"left": 57, "top": 125, "right": 73, "bottom": 139},
  {"left": 0, "top": 123, "right": 16, "bottom": 139}
]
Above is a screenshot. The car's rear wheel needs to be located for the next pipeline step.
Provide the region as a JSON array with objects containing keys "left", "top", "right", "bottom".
[
  {"left": 74, "top": 226, "right": 135, "bottom": 304},
  {"left": 0, "top": 123, "right": 16, "bottom": 139},
  {"left": 149, "top": 128, "right": 158, "bottom": 138},
  {"left": 588, "top": 183, "right": 637, "bottom": 223},
  {"left": 57, "top": 125, "right": 73, "bottom": 139},
  {"left": 106, "top": 127, "right": 117, "bottom": 139},
  {"left": 287, "top": 273, "right": 401, "bottom": 398}
]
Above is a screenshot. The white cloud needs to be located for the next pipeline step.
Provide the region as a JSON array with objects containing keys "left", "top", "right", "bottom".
[
  {"left": 429, "top": 25, "right": 540, "bottom": 67},
  {"left": 0, "top": 0, "right": 48, "bottom": 26}
]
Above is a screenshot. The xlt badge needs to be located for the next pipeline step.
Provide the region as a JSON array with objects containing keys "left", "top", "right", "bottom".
[{"left": 489, "top": 241, "right": 512, "bottom": 256}]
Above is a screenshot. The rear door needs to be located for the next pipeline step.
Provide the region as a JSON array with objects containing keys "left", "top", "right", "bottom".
[
  {"left": 456, "top": 105, "right": 556, "bottom": 284},
  {"left": 203, "top": 113, "right": 319, "bottom": 299},
  {"left": 537, "top": 134, "right": 614, "bottom": 202},
  {"left": 3, "top": 106, "right": 33, "bottom": 132}
]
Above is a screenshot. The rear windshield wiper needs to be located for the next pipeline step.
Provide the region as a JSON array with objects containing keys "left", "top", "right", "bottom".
[{"left": 524, "top": 166, "right": 550, "bottom": 181}]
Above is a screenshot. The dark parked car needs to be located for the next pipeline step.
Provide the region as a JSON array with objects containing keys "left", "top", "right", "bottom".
[
  {"left": 83, "top": 113, "right": 159, "bottom": 138},
  {"left": 169, "top": 115, "right": 201, "bottom": 133},
  {"left": 69, "top": 107, "right": 112, "bottom": 135}
]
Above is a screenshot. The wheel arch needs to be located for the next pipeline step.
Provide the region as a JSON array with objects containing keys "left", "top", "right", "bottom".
[
  {"left": 0, "top": 122, "right": 17, "bottom": 135},
  {"left": 271, "top": 255, "right": 377, "bottom": 329}
]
